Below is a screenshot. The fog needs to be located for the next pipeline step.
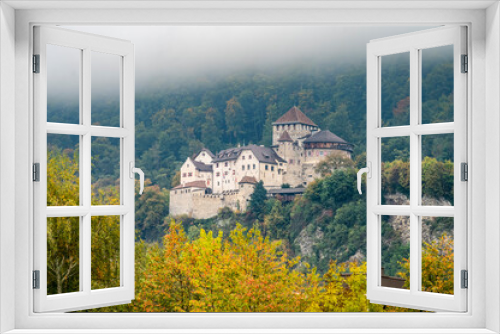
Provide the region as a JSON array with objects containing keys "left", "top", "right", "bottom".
[{"left": 49, "top": 25, "right": 433, "bottom": 97}]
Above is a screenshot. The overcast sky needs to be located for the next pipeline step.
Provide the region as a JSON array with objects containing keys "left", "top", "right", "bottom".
[{"left": 49, "top": 25, "right": 434, "bottom": 97}]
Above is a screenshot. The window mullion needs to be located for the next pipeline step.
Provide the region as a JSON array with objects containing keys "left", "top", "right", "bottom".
[
  {"left": 82, "top": 47, "right": 92, "bottom": 294},
  {"left": 409, "top": 47, "right": 420, "bottom": 294}
]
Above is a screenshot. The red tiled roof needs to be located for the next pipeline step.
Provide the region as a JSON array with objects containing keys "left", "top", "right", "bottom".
[
  {"left": 273, "top": 106, "right": 317, "bottom": 127},
  {"left": 173, "top": 180, "right": 207, "bottom": 190},
  {"left": 278, "top": 131, "right": 293, "bottom": 142},
  {"left": 239, "top": 176, "right": 257, "bottom": 184}
]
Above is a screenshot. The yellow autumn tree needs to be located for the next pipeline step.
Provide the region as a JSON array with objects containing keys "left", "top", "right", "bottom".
[
  {"left": 47, "top": 148, "right": 121, "bottom": 294},
  {"left": 399, "top": 234, "right": 454, "bottom": 295},
  {"left": 132, "top": 221, "right": 320, "bottom": 312}
]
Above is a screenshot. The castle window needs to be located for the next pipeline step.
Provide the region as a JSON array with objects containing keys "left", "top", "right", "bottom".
[
  {"left": 182, "top": 173, "right": 186, "bottom": 177},
  {"left": 216, "top": 172, "right": 220, "bottom": 177},
  {"left": 188, "top": 172, "right": 193, "bottom": 177},
  {"left": 320, "top": 151, "right": 324, "bottom": 156},
  {"left": 308, "top": 151, "right": 312, "bottom": 156},
  {"left": 216, "top": 163, "right": 219, "bottom": 168},
  {"left": 242, "top": 156, "right": 245, "bottom": 160},
  {"left": 289, "top": 159, "right": 294, "bottom": 164},
  {"left": 253, "top": 164, "right": 256, "bottom": 169},
  {"left": 247, "top": 164, "right": 250, "bottom": 170},
  {"left": 187, "top": 164, "right": 189, "bottom": 167},
  {"left": 242, "top": 166, "right": 245, "bottom": 171},
  {"left": 233, "top": 170, "right": 235, "bottom": 175},
  {"left": 271, "top": 166, "right": 274, "bottom": 171},
  {"left": 248, "top": 155, "right": 251, "bottom": 159},
  {"left": 265, "top": 165, "right": 268, "bottom": 170},
  {"left": 202, "top": 153, "right": 205, "bottom": 156},
  {"left": 224, "top": 171, "right": 228, "bottom": 175},
  {"left": 225, "top": 162, "right": 228, "bottom": 167}
]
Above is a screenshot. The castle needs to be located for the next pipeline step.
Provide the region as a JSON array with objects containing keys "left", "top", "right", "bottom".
[{"left": 169, "top": 106, "right": 354, "bottom": 219}]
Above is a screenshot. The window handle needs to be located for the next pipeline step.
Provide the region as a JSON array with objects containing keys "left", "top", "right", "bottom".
[
  {"left": 357, "top": 162, "right": 371, "bottom": 195},
  {"left": 129, "top": 162, "right": 145, "bottom": 195}
]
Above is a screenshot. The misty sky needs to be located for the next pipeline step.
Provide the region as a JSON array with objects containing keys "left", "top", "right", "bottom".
[{"left": 49, "top": 25, "right": 435, "bottom": 97}]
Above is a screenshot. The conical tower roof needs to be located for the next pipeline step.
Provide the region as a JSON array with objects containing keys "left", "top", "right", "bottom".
[
  {"left": 273, "top": 106, "right": 317, "bottom": 127},
  {"left": 278, "top": 131, "right": 293, "bottom": 142}
]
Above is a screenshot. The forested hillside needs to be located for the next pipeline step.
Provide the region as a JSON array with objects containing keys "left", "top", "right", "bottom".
[
  {"left": 47, "top": 51, "right": 456, "bottom": 308},
  {"left": 48, "top": 50, "right": 453, "bottom": 191}
]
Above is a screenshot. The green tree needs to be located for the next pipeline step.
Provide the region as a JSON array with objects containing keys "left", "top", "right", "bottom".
[
  {"left": 315, "top": 152, "right": 354, "bottom": 177},
  {"left": 225, "top": 96, "right": 244, "bottom": 143},
  {"left": 248, "top": 181, "right": 267, "bottom": 221}
]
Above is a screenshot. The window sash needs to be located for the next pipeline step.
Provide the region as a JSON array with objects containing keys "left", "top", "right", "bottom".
[
  {"left": 33, "top": 26, "right": 135, "bottom": 313},
  {"left": 366, "top": 26, "right": 467, "bottom": 312}
]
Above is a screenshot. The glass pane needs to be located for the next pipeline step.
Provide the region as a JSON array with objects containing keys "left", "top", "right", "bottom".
[
  {"left": 47, "top": 217, "right": 80, "bottom": 295},
  {"left": 381, "top": 137, "right": 410, "bottom": 204},
  {"left": 381, "top": 52, "right": 410, "bottom": 127},
  {"left": 422, "top": 134, "right": 454, "bottom": 205},
  {"left": 91, "top": 137, "right": 120, "bottom": 205},
  {"left": 91, "top": 51, "right": 121, "bottom": 127},
  {"left": 421, "top": 216, "right": 454, "bottom": 295},
  {"left": 381, "top": 215, "right": 410, "bottom": 289},
  {"left": 47, "top": 134, "right": 80, "bottom": 206},
  {"left": 421, "top": 45, "right": 454, "bottom": 124},
  {"left": 91, "top": 215, "right": 121, "bottom": 290},
  {"left": 47, "top": 44, "right": 81, "bottom": 124}
]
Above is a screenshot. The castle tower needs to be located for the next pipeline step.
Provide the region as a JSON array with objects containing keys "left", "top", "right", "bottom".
[
  {"left": 272, "top": 106, "right": 319, "bottom": 146},
  {"left": 276, "top": 131, "right": 303, "bottom": 187}
]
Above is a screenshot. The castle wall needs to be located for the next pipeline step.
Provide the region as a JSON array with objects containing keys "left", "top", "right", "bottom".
[
  {"left": 169, "top": 187, "right": 200, "bottom": 217},
  {"left": 302, "top": 163, "right": 320, "bottom": 184},
  {"left": 170, "top": 184, "right": 255, "bottom": 219},
  {"left": 304, "top": 148, "right": 351, "bottom": 164}
]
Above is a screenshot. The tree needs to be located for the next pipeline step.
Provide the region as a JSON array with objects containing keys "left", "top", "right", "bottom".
[
  {"left": 224, "top": 96, "right": 244, "bottom": 143},
  {"left": 170, "top": 171, "right": 181, "bottom": 188},
  {"left": 248, "top": 181, "right": 267, "bottom": 221},
  {"left": 201, "top": 107, "right": 223, "bottom": 152},
  {"left": 325, "top": 103, "right": 353, "bottom": 144},
  {"left": 47, "top": 148, "right": 122, "bottom": 294},
  {"left": 135, "top": 180, "right": 170, "bottom": 242},
  {"left": 314, "top": 152, "right": 354, "bottom": 177},
  {"left": 399, "top": 234, "right": 454, "bottom": 295},
  {"left": 47, "top": 149, "right": 80, "bottom": 294},
  {"left": 133, "top": 222, "right": 318, "bottom": 312}
]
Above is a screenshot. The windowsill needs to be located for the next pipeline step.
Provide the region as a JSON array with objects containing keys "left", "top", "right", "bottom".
[{"left": 3, "top": 329, "right": 498, "bottom": 334}]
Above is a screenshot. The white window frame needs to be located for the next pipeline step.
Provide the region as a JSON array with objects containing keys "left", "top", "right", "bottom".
[
  {"left": 1, "top": 2, "right": 499, "bottom": 333},
  {"left": 366, "top": 26, "right": 467, "bottom": 312},
  {"left": 33, "top": 26, "right": 136, "bottom": 312}
]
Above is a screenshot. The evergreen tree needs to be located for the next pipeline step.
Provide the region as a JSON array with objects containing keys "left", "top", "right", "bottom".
[{"left": 248, "top": 181, "right": 267, "bottom": 221}]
